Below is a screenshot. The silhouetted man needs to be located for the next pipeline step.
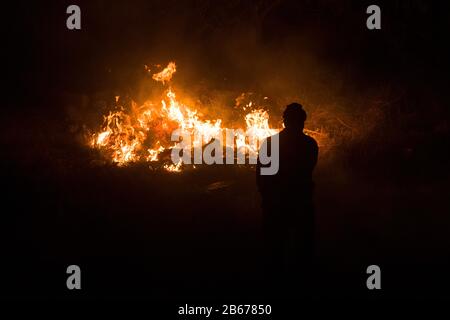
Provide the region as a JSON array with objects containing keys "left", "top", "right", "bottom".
[{"left": 257, "top": 102, "right": 318, "bottom": 296}]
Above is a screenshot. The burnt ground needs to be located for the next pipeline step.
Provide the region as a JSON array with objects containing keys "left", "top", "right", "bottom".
[{"left": 1, "top": 111, "right": 449, "bottom": 301}]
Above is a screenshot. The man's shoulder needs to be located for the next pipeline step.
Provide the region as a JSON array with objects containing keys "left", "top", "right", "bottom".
[{"left": 300, "top": 133, "right": 318, "bottom": 148}]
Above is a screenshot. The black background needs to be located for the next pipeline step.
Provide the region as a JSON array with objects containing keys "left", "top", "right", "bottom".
[{"left": 2, "top": 0, "right": 450, "bottom": 301}]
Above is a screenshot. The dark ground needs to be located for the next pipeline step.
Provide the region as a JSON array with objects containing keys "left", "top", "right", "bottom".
[
  {"left": 1, "top": 111, "right": 449, "bottom": 300},
  {"left": 2, "top": 0, "right": 450, "bottom": 302}
]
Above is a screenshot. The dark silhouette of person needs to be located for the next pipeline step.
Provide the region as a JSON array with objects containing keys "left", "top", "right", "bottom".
[{"left": 256, "top": 102, "right": 318, "bottom": 297}]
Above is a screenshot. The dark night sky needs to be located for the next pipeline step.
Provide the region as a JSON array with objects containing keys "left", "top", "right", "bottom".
[{"left": 5, "top": 1, "right": 450, "bottom": 112}]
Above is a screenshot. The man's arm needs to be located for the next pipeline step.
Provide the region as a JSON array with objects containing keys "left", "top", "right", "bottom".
[{"left": 309, "top": 138, "right": 319, "bottom": 172}]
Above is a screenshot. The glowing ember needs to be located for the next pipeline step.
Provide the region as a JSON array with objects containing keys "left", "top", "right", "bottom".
[{"left": 163, "top": 160, "right": 182, "bottom": 173}]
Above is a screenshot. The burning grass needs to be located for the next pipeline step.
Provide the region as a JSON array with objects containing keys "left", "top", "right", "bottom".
[{"left": 88, "top": 62, "right": 331, "bottom": 171}]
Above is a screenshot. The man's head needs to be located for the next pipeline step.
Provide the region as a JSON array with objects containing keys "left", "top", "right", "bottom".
[{"left": 283, "top": 102, "right": 307, "bottom": 130}]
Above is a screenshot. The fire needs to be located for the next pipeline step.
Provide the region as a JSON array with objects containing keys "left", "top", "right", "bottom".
[
  {"left": 89, "top": 61, "right": 325, "bottom": 171},
  {"left": 163, "top": 160, "right": 182, "bottom": 173},
  {"left": 152, "top": 62, "right": 176, "bottom": 84}
]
